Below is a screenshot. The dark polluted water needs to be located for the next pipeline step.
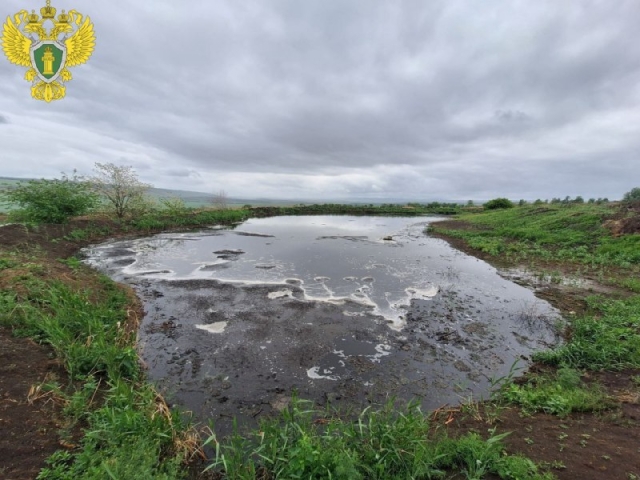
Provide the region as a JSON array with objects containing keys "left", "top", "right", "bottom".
[{"left": 83, "top": 215, "right": 561, "bottom": 435}]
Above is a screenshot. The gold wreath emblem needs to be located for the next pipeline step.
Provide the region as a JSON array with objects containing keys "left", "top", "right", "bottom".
[{"left": 2, "top": 0, "right": 95, "bottom": 102}]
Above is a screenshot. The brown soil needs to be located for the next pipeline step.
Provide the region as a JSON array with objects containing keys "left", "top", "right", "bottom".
[
  {"left": 437, "top": 378, "right": 640, "bottom": 479},
  {"left": 1, "top": 217, "right": 639, "bottom": 479},
  {"left": 0, "top": 328, "right": 68, "bottom": 480},
  {"left": 604, "top": 203, "right": 640, "bottom": 236}
]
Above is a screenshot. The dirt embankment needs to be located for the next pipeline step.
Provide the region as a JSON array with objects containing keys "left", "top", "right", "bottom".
[{"left": 0, "top": 219, "right": 148, "bottom": 479}]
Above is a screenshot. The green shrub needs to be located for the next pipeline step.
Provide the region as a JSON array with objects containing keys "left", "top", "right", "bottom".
[
  {"left": 484, "top": 198, "right": 514, "bottom": 210},
  {"left": 623, "top": 187, "right": 640, "bottom": 203},
  {"left": 158, "top": 196, "right": 189, "bottom": 217},
  {"left": 1, "top": 172, "right": 99, "bottom": 224}
]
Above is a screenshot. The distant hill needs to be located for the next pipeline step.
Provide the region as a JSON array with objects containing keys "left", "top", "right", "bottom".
[
  {"left": 145, "top": 186, "right": 306, "bottom": 208},
  {"left": 0, "top": 177, "right": 306, "bottom": 209}
]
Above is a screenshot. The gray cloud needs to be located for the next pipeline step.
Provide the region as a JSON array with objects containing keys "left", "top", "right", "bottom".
[
  {"left": 0, "top": 114, "right": 7, "bottom": 124},
  {"left": 0, "top": 0, "right": 639, "bottom": 200}
]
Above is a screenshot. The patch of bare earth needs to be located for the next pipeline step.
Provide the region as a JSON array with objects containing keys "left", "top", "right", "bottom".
[
  {"left": 0, "top": 328, "right": 68, "bottom": 480},
  {"left": 434, "top": 369, "right": 640, "bottom": 480}
]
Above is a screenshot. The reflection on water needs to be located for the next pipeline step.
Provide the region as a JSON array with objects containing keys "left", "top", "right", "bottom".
[{"left": 83, "top": 215, "right": 562, "bottom": 435}]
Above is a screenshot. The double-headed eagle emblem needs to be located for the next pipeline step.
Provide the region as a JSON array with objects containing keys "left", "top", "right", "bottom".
[{"left": 2, "top": 0, "right": 95, "bottom": 102}]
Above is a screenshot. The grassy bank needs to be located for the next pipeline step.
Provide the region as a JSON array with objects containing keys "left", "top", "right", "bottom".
[
  {"left": 204, "top": 399, "right": 552, "bottom": 480},
  {"left": 428, "top": 203, "right": 640, "bottom": 268},
  {"left": 0, "top": 249, "right": 197, "bottom": 479}
]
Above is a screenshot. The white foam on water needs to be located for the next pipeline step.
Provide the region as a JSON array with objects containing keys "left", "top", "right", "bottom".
[
  {"left": 195, "top": 321, "right": 228, "bottom": 334},
  {"left": 268, "top": 289, "right": 294, "bottom": 300},
  {"left": 307, "top": 366, "right": 339, "bottom": 381},
  {"left": 331, "top": 343, "right": 391, "bottom": 364},
  {"left": 380, "top": 284, "right": 440, "bottom": 331},
  {"left": 127, "top": 269, "right": 175, "bottom": 278},
  {"left": 405, "top": 285, "right": 439, "bottom": 298},
  {"left": 91, "top": 230, "right": 442, "bottom": 333},
  {"left": 343, "top": 311, "right": 366, "bottom": 317},
  {"left": 196, "top": 259, "right": 230, "bottom": 266},
  {"left": 370, "top": 344, "right": 392, "bottom": 363}
]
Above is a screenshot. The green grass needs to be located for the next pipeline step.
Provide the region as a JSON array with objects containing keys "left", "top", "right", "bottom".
[
  {"left": 205, "top": 398, "right": 553, "bottom": 480},
  {"left": 534, "top": 296, "right": 640, "bottom": 370},
  {"left": 430, "top": 204, "right": 640, "bottom": 267},
  {"left": 0, "top": 254, "right": 190, "bottom": 479},
  {"left": 498, "top": 367, "right": 612, "bottom": 417}
]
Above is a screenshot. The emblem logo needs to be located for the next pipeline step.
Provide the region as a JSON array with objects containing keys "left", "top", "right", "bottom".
[{"left": 2, "top": 1, "right": 95, "bottom": 102}]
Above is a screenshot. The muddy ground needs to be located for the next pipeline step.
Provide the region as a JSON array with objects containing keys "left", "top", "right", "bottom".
[
  {"left": 83, "top": 217, "right": 561, "bottom": 438},
  {"left": 0, "top": 217, "right": 639, "bottom": 479}
]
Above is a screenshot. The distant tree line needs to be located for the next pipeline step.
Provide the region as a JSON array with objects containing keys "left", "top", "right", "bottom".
[
  {"left": 2, "top": 165, "right": 639, "bottom": 224},
  {"left": 530, "top": 196, "right": 610, "bottom": 205}
]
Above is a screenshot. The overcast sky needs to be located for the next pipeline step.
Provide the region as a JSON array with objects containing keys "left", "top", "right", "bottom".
[{"left": 1, "top": 1, "right": 639, "bottom": 201}]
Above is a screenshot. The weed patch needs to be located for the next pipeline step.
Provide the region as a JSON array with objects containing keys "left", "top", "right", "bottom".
[
  {"left": 0, "top": 254, "right": 193, "bottom": 479},
  {"left": 534, "top": 297, "right": 640, "bottom": 370},
  {"left": 498, "top": 367, "right": 612, "bottom": 416},
  {"left": 204, "top": 398, "right": 553, "bottom": 479}
]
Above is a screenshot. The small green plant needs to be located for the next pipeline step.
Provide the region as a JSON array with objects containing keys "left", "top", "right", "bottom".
[
  {"left": 540, "top": 460, "right": 566, "bottom": 470},
  {"left": 499, "top": 367, "right": 611, "bottom": 416},
  {"left": 0, "top": 257, "right": 17, "bottom": 270},
  {"left": 63, "top": 228, "right": 91, "bottom": 241},
  {"left": 58, "top": 257, "right": 83, "bottom": 270}
]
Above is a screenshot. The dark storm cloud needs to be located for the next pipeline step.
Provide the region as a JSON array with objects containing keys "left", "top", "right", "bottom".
[{"left": 0, "top": 0, "right": 639, "bottom": 200}]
